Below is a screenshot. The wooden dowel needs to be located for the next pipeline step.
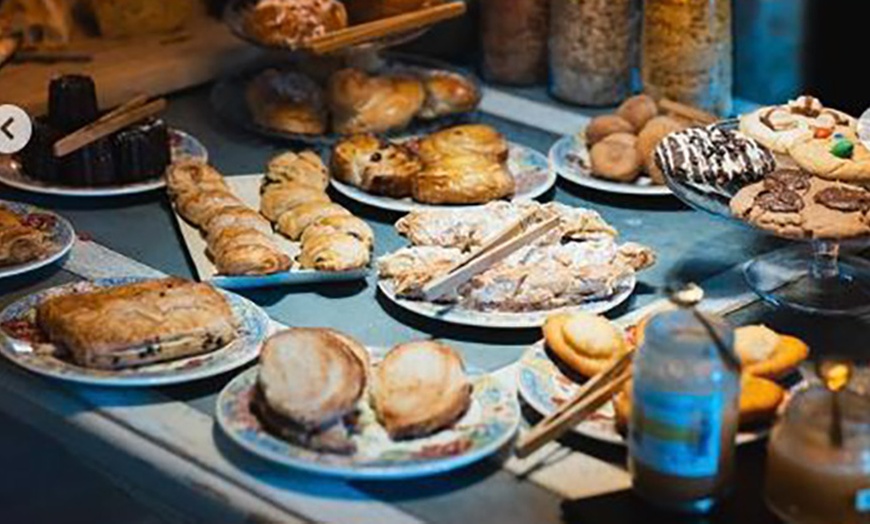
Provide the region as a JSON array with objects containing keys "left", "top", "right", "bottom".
[
  {"left": 307, "top": 2, "right": 466, "bottom": 55},
  {"left": 53, "top": 98, "right": 166, "bottom": 157}
]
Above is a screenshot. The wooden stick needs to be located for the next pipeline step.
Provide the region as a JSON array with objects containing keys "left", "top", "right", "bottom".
[
  {"left": 514, "top": 351, "right": 633, "bottom": 459},
  {"left": 53, "top": 98, "right": 166, "bottom": 158},
  {"left": 94, "top": 94, "right": 150, "bottom": 125},
  {"left": 307, "top": 2, "right": 466, "bottom": 55},
  {"left": 659, "top": 98, "right": 719, "bottom": 126},
  {"left": 421, "top": 214, "right": 560, "bottom": 302}
]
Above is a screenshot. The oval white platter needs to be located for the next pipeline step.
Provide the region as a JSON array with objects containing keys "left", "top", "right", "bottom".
[
  {"left": 0, "top": 200, "right": 75, "bottom": 280},
  {"left": 549, "top": 134, "right": 671, "bottom": 197},
  {"left": 377, "top": 275, "right": 635, "bottom": 329},
  {"left": 330, "top": 142, "right": 555, "bottom": 213},
  {"left": 516, "top": 341, "right": 773, "bottom": 446},
  {"left": 0, "top": 129, "right": 207, "bottom": 197},
  {"left": 216, "top": 347, "right": 520, "bottom": 480},
  {"left": 0, "top": 277, "right": 270, "bottom": 387}
]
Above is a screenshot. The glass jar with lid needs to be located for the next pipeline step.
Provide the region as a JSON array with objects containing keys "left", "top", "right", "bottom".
[
  {"left": 765, "top": 386, "right": 870, "bottom": 524},
  {"left": 641, "top": 0, "right": 733, "bottom": 116},
  {"left": 628, "top": 309, "right": 740, "bottom": 514},
  {"left": 548, "top": 0, "right": 640, "bottom": 106},
  {"left": 480, "top": 0, "right": 549, "bottom": 85}
]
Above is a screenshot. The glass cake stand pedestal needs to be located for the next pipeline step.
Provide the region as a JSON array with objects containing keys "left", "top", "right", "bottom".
[{"left": 665, "top": 163, "right": 870, "bottom": 316}]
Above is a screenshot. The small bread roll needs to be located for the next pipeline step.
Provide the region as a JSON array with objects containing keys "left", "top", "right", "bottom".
[
  {"left": 590, "top": 133, "right": 643, "bottom": 182},
  {"left": 276, "top": 202, "right": 351, "bottom": 240},
  {"left": 637, "top": 116, "right": 686, "bottom": 184},
  {"left": 260, "top": 183, "right": 330, "bottom": 222},
  {"left": 617, "top": 94, "right": 659, "bottom": 131},
  {"left": 585, "top": 115, "right": 635, "bottom": 146}
]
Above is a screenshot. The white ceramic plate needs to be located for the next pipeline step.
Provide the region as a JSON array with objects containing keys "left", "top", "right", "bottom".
[
  {"left": 517, "top": 341, "right": 777, "bottom": 446},
  {"left": 0, "top": 277, "right": 271, "bottom": 387},
  {"left": 859, "top": 107, "right": 870, "bottom": 151},
  {"left": 0, "top": 200, "right": 75, "bottom": 280},
  {"left": 172, "top": 174, "right": 369, "bottom": 290},
  {"left": 0, "top": 129, "right": 207, "bottom": 197},
  {"left": 377, "top": 275, "right": 635, "bottom": 329},
  {"left": 217, "top": 347, "right": 520, "bottom": 480},
  {"left": 550, "top": 134, "right": 671, "bottom": 197},
  {"left": 330, "top": 142, "right": 555, "bottom": 213}
]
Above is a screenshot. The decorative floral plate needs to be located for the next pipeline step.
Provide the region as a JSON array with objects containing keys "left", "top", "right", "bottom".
[
  {"left": 0, "top": 200, "right": 75, "bottom": 280},
  {"left": 517, "top": 341, "right": 771, "bottom": 446},
  {"left": 0, "top": 129, "right": 207, "bottom": 197},
  {"left": 0, "top": 277, "right": 270, "bottom": 387},
  {"left": 550, "top": 134, "right": 671, "bottom": 197},
  {"left": 377, "top": 275, "right": 635, "bottom": 329},
  {"left": 217, "top": 350, "right": 520, "bottom": 479},
  {"left": 331, "top": 142, "right": 555, "bottom": 213}
]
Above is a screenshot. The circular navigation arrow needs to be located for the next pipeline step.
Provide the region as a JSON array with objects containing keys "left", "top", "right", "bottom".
[{"left": 0, "top": 104, "right": 33, "bottom": 154}]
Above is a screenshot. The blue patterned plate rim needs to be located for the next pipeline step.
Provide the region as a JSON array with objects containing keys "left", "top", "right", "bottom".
[{"left": 0, "top": 200, "right": 75, "bottom": 279}]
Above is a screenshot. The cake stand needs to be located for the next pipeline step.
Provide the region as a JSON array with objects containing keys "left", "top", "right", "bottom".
[{"left": 664, "top": 120, "right": 870, "bottom": 316}]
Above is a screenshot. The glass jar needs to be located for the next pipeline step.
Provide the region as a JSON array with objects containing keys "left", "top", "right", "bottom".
[
  {"left": 548, "top": 0, "right": 640, "bottom": 106},
  {"left": 480, "top": 0, "right": 549, "bottom": 85},
  {"left": 628, "top": 309, "right": 740, "bottom": 514},
  {"left": 642, "top": 0, "right": 733, "bottom": 116},
  {"left": 765, "top": 387, "right": 870, "bottom": 524}
]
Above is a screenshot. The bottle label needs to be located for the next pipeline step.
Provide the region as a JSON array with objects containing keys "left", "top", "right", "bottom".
[
  {"left": 857, "top": 489, "right": 870, "bottom": 513},
  {"left": 630, "top": 388, "right": 724, "bottom": 478}
]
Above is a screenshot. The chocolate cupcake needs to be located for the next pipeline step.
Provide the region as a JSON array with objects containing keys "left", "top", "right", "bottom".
[
  {"left": 654, "top": 125, "right": 776, "bottom": 199},
  {"left": 60, "top": 138, "right": 115, "bottom": 187},
  {"left": 48, "top": 74, "right": 99, "bottom": 133},
  {"left": 113, "top": 119, "right": 171, "bottom": 183},
  {"left": 19, "top": 117, "right": 61, "bottom": 183}
]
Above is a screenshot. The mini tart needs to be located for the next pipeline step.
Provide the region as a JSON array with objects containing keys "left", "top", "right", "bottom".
[
  {"left": 613, "top": 375, "right": 786, "bottom": 433},
  {"left": 543, "top": 312, "right": 627, "bottom": 378},
  {"left": 734, "top": 325, "right": 809, "bottom": 380}
]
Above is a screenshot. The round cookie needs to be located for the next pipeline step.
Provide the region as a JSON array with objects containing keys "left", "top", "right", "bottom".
[
  {"left": 789, "top": 129, "right": 870, "bottom": 183},
  {"left": 590, "top": 133, "right": 643, "bottom": 182},
  {"left": 739, "top": 106, "right": 814, "bottom": 154},
  {"left": 616, "top": 94, "right": 658, "bottom": 132},
  {"left": 637, "top": 116, "right": 686, "bottom": 184},
  {"left": 585, "top": 115, "right": 635, "bottom": 146},
  {"left": 739, "top": 375, "right": 786, "bottom": 426},
  {"left": 543, "top": 313, "right": 626, "bottom": 378},
  {"left": 734, "top": 325, "right": 810, "bottom": 380}
]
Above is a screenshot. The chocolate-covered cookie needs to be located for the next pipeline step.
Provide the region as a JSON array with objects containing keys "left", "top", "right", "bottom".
[{"left": 654, "top": 125, "right": 776, "bottom": 198}]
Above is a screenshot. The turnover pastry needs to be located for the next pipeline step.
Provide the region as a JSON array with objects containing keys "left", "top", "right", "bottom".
[
  {"left": 243, "top": 0, "right": 348, "bottom": 48},
  {"left": 276, "top": 201, "right": 351, "bottom": 240},
  {"left": 327, "top": 68, "right": 425, "bottom": 135},
  {"left": 739, "top": 95, "right": 855, "bottom": 154},
  {"left": 543, "top": 311, "right": 628, "bottom": 378},
  {"left": 371, "top": 340, "right": 472, "bottom": 440},
  {"left": 412, "top": 153, "right": 515, "bottom": 205},
  {"left": 246, "top": 69, "right": 327, "bottom": 135},
  {"left": 255, "top": 328, "right": 367, "bottom": 454},
  {"left": 264, "top": 150, "right": 329, "bottom": 190},
  {"left": 0, "top": 205, "right": 53, "bottom": 267},
  {"left": 36, "top": 278, "right": 238, "bottom": 370},
  {"left": 734, "top": 325, "right": 809, "bottom": 380},
  {"left": 331, "top": 134, "right": 422, "bottom": 197}
]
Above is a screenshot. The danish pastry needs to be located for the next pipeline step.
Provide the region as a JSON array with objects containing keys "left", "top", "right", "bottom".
[
  {"left": 331, "top": 134, "right": 422, "bottom": 197},
  {"left": 412, "top": 153, "right": 515, "bottom": 205},
  {"left": 416, "top": 124, "right": 508, "bottom": 164}
]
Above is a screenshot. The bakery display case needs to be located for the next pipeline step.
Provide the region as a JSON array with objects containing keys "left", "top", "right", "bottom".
[{"left": 1, "top": 2, "right": 869, "bottom": 524}]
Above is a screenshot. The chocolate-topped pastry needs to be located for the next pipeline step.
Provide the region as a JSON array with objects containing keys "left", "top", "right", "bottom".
[
  {"left": 764, "top": 168, "right": 811, "bottom": 194},
  {"left": 654, "top": 125, "right": 776, "bottom": 198},
  {"left": 755, "top": 190, "right": 805, "bottom": 213},
  {"left": 60, "top": 138, "right": 115, "bottom": 187},
  {"left": 112, "top": 119, "right": 171, "bottom": 183},
  {"left": 19, "top": 117, "right": 61, "bottom": 183},
  {"left": 48, "top": 74, "right": 99, "bottom": 133},
  {"left": 814, "top": 187, "right": 870, "bottom": 213}
]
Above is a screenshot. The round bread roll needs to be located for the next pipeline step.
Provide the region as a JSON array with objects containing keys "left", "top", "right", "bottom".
[
  {"left": 590, "top": 133, "right": 643, "bottom": 182},
  {"left": 585, "top": 115, "right": 635, "bottom": 146},
  {"left": 637, "top": 116, "right": 686, "bottom": 184},
  {"left": 617, "top": 94, "right": 659, "bottom": 131}
]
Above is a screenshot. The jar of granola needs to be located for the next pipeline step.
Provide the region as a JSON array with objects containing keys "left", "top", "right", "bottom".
[
  {"left": 642, "top": 0, "right": 733, "bottom": 116},
  {"left": 548, "top": 0, "right": 640, "bottom": 106},
  {"left": 480, "top": 0, "right": 549, "bottom": 85}
]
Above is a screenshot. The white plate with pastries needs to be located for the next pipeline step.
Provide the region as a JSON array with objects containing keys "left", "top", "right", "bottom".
[
  {"left": 0, "top": 277, "right": 271, "bottom": 387},
  {"left": 0, "top": 200, "right": 76, "bottom": 280},
  {"left": 217, "top": 329, "right": 520, "bottom": 479},
  {"left": 550, "top": 134, "right": 671, "bottom": 197},
  {"left": 329, "top": 125, "right": 556, "bottom": 213},
  {"left": 168, "top": 157, "right": 372, "bottom": 290}
]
